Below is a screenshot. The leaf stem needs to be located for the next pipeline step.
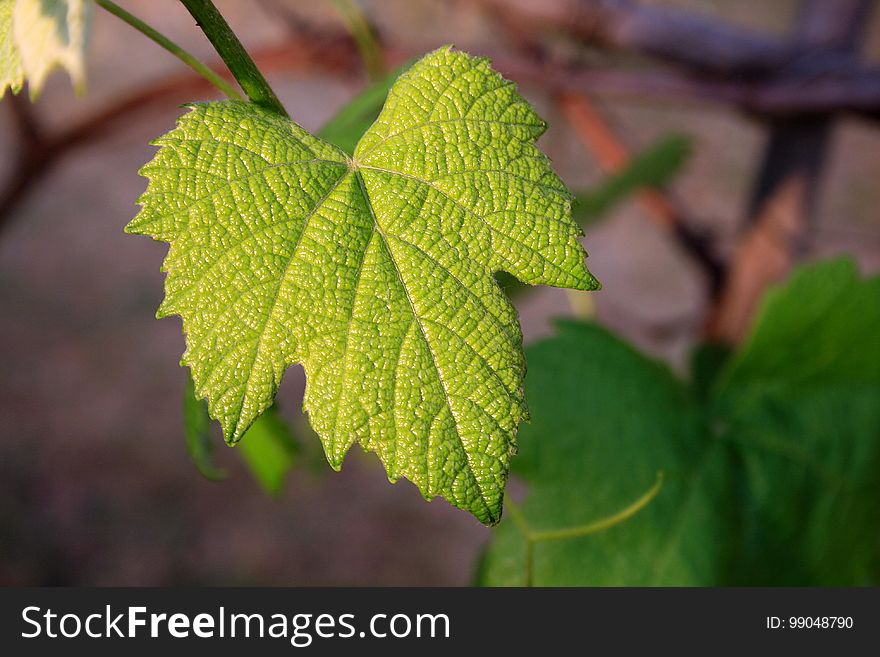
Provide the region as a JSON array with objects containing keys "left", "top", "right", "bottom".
[
  {"left": 94, "top": 0, "right": 242, "bottom": 101},
  {"left": 178, "top": 0, "right": 289, "bottom": 117},
  {"left": 505, "top": 471, "right": 664, "bottom": 585},
  {"left": 331, "top": 0, "right": 384, "bottom": 82},
  {"left": 529, "top": 471, "right": 664, "bottom": 542}
]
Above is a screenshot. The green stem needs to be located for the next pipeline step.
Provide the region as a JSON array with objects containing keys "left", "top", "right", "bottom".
[
  {"left": 94, "top": 0, "right": 242, "bottom": 100},
  {"left": 178, "top": 0, "right": 288, "bottom": 117},
  {"left": 529, "top": 471, "right": 665, "bottom": 542},
  {"left": 331, "top": 0, "right": 384, "bottom": 82},
  {"left": 506, "top": 470, "right": 664, "bottom": 586}
]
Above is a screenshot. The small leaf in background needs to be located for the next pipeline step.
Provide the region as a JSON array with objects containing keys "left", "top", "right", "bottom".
[
  {"left": 572, "top": 135, "right": 691, "bottom": 226},
  {"left": 183, "top": 376, "right": 298, "bottom": 494},
  {"left": 0, "top": 0, "right": 23, "bottom": 97},
  {"left": 1, "top": 0, "right": 91, "bottom": 100},
  {"left": 183, "top": 376, "right": 226, "bottom": 481},
  {"left": 128, "top": 47, "right": 598, "bottom": 524},
  {"left": 716, "top": 258, "right": 880, "bottom": 393},
  {"left": 480, "top": 258, "right": 880, "bottom": 585},
  {"left": 238, "top": 407, "right": 297, "bottom": 497},
  {"left": 317, "top": 62, "right": 410, "bottom": 155},
  {"left": 330, "top": 0, "right": 383, "bottom": 82}
]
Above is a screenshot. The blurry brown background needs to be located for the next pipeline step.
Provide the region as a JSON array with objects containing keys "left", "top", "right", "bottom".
[{"left": 1, "top": 0, "right": 879, "bottom": 585}]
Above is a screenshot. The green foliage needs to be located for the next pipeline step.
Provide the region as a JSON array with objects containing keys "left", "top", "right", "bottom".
[
  {"left": 237, "top": 406, "right": 298, "bottom": 497},
  {"left": 496, "top": 135, "right": 691, "bottom": 300},
  {"left": 317, "top": 63, "right": 410, "bottom": 155},
  {"left": 571, "top": 135, "right": 690, "bottom": 225},
  {"left": 183, "top": 376, "right": 226, "bottom": 481},
  {"left": 0, "top": 0, "right": 91, "bottom": 99},
  {"left": 479, "top": 321, "right": 735, "bottom": 585},
  {"left": 713, "top": 259, "right": 880, "bottom": 585},
  {"left": 127, "top": 47, "right": 598, "bottom": 524},
  {"left": 184, "top": 376, "right": 297, "bottom": 494},
  {"left": 479, "top": 258, "right": 880, "bottom": 585},
  {"left": 717, "top": 258, "right": 880, "bottom": 392}
]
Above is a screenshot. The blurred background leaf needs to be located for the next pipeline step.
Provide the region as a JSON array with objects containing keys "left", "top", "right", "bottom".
[
  {"left": 183, "top": 377, "right": 298, "bottom": 496},
  {"left": 237, "top": 405, "right": 298, "bottom": 497},
  {"left": 571, "top": 135, "right": 691, "bottom": 227},
  {"left": 478, "top": 321, "right": 735, "bottom": 586},
  {"left": 316, "top": 62, "right": 411, "bottom": 155},
  {"left": 711, "top": 258, "right": 880, "bottom": 585},
  {"left": 480, "top": 258, "right": 880, "bottom": 586},
  {"left": 183, "top": 377, "right": 226, "bottom": 481}
]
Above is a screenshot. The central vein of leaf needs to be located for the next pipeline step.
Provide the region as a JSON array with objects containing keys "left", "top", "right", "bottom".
[{"left": 352, "top": 169, "right": 494, "bottom": 517}]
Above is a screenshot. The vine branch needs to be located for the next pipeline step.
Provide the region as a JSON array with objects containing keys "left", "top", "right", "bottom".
[
  {"left": 179, "top": 0, "right": 289, "bottom": 117},
  {"left": 704, "top": 0, "right": 873, "bottom": 343}
]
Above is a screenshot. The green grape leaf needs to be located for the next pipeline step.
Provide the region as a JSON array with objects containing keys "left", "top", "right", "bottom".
[
  {"left": 127, "top": 47, "right": 599, "bottom": 524},
  {"left": 480, "top": 258, "right": 880, "bottom": 584},
  {"left": 713, "top": 258, "right": 880, "bottom": 585},
  {"left": 497, "top": 134, "right": 691, "bottom": 301},
  {"left": 478, "top": 322, "right": 736, "bottom": 585},
  {"left": 0, "top": 0, "right": 91, "bottom": 100},
  {"left": 715, "top": 258, "right": 880, "bottom": 394}
]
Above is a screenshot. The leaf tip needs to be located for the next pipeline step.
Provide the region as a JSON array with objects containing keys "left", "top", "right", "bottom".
[
  {"left": 482, "top": 503, "right": 503, "bottom": 527},
  {"left": 224, "top": 422, "right": 246, "bottom": 447},
  {"left": 156, "top": 299, "right": 174, "bottom": 318},
  {"left": 581, "top": 270, "right": 601, "bottom": 291}
]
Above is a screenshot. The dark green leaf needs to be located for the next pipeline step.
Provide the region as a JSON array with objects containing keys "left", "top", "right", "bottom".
[
  {"left": 183, "top": 377, "right": 226, "bottom": 481},
  {"left": 481, "top": 259, "right": 880, "bottom": 585},
  {"left": 714, "top": 258, "right": 880, "bottom": 584},
  {"left": 479, "top": 321, "right": 735, "bottom": 586},
  {"left": 716, "top": 258, "right": 880, "bottom": 394},
  {"left": 238, "top": 406, "right": 298, "bottom": 497},
  {"left": 690, "top": 342, "right": 732, "bottom": 402}
]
